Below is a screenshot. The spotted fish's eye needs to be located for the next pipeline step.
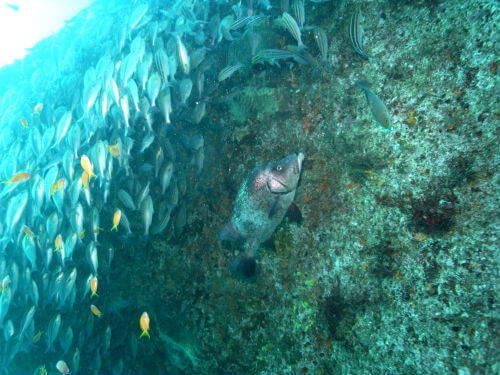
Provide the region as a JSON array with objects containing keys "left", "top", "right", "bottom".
[{"left": 276, "top": 165, "right": 282, "bottom": 171}]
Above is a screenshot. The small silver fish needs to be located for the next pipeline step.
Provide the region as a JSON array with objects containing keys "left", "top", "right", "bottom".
[
  {"left": 135, "top": 182, "right": 150, "bottom": 208},
  {"left": 127, "top": 79, "right": 140, "bottom": 112},
  {"left": 146, "top": 72, "right": 162, "bottom": 106},
  {"left": 86, "top": 242, "right": 98, "bottom": 275},
  {"left": 158, "top": 86, "right": 172, "bottom": 124},
  {"left": 175, "top": 35, "right": 190, "bottom": 75},
  {"left": 120, "top": 93, "right": 130, "bottom": 129},
  {"left": 139, "top": 97, "right": 154, "bottom": 131},
  {"left": 128, "top": 2, "right": 149, "bottom": 30},
  {"left": 83, "top": 82, "right": 101, "bottom": 117},
  {"left": 140, "top": 132, "right": 155, "bottom": 153},
  {"left": 47, "top": 211, "right": 60, "bottom": 242},
  {"left": 155, "top": 147, "right": 164, "bottom": 178},
  {"left": 193, "top": 101, "right": 206, "bottom": 125},
  {"left": 154, "top": 48, "right": 170, "bottom": 84},
  {"left": 137, "top": 59, "right": 151, "bottom": 91},
  {"left": 166, "top": 178, "right": 179, "bottom": 208},
  {"left": 119, "top": 53, "right": 139, "bottom": 88},
  {"left": 60, "top": 326, "right": 73, "bottom": 354},
  {"left": 168, "top": 54, "right": 178, "bottom": 81},
  {"left": 355, "top": 80, "right": 390, "bottom": 129},
  {"left": 195, "top": 70, "right": 205, "bottom": 98},
  {"left": 140, "top": 195, "right": 154, "bottom": 236},
  {"left": 118, "top": 189, "right": 136, "bottom": 211},
  {"left": 100, "top": 90, "right": 109, "bottom": 119},
  {"left": 46, "top": 314, "right": 61, "bottom": 352},
  {"left": 107, "top": 78, "right": 120, "bottom": 106},
  {"left": 179, "top": 78, "right": 193, "bottom": 105},
  {"left": 72, "top": 348, "right": 80, "bottom": 374},
  {"left": 65, "top": 233, "right": 78, "bottom": 259},
  {"left": 5, "top": 190, "right": 28, "bottom": 237},
  {"left": 151, "top": 204, "right": 171, "bottom": 235},
  {"left": 3, "top": 320, "right": 14, "bottom": 341},
  {"left": 22, "top": 235, "right": 37, "bottom": 270},
  {"left": 160, "top": 161, "right": 173, "bottom": 194},
  {"left": 120, "top": 211, "right": 133, "bottom": 236},
  {"left": 91, "top": 207, "right": 100, "bottom": 243},
  {"left": 53, "top": 111, "right": 72, "bottom": 147},
  {"left": 18, "top": 306, "right": 35, "bottom": 341}
]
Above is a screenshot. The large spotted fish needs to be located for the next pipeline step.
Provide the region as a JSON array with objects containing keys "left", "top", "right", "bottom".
[{"left": 219, "top": 153, "right": 304, "bottom": 278}]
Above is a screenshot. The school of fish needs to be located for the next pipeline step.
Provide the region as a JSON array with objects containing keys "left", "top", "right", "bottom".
[{"left": 0, "top": 0, "right": 352, "bottom": 373}]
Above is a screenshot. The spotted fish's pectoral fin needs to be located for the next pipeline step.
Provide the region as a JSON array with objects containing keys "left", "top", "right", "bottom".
[
  {"left": 286, "top": 202, "right": 302, "bottom": 224},
  {"left": 218, "top": 221, "right": 243, "bottom": 242},
  {"left": 268, "top": 195, "right": 280, "bottom": 218}
]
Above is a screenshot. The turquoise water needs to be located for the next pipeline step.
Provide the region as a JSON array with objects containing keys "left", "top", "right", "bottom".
[{"left": 0, "top": 0, "right": 498, "bottom": 374}]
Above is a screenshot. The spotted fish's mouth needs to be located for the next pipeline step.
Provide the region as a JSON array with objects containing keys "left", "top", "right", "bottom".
[{"left": 268, "top": 176, "right": 291, "bottom": 194}]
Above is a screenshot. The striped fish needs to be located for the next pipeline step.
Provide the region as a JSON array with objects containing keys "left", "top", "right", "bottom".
[
  {"left": 313, "top": 27, "right": 328, "bottom": 63},
  {"left": 218, "top": 62, "right": 245, "bottom": 82},
  {"left": 349, "top": 8, "right": 372, "bottom": 59},
  {"left": 230, "top": 15, "right": 267, "bottom": 30},
  {"left": 292, "top": 0, "right": 305, "bottom": 29},
  {"left": 281, "top": 12, "right": 305, "bottom": 49},
  {"left": 252, "top": 49, "right": 308, "bottom": 67}
]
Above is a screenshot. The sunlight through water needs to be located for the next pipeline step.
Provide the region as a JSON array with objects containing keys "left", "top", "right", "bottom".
[{"left": 0, "top": 0, "right": 93, "bottom": 68}]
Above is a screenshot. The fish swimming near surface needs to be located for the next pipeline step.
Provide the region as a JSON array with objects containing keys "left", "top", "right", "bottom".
[
  {"left": 219, "top": 153, "right": 304, "bottom": 278},
  {"left": 355, "top": 80, "right": 391, "bottom": 130}
]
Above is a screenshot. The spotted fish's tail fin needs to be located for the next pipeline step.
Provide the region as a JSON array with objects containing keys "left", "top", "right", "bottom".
[
  {"left": 229, "top": 240, "right": 259, "bottom": 279},
  {"left": 229, "top": 252, "right": 257, "bottom": 279}
]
